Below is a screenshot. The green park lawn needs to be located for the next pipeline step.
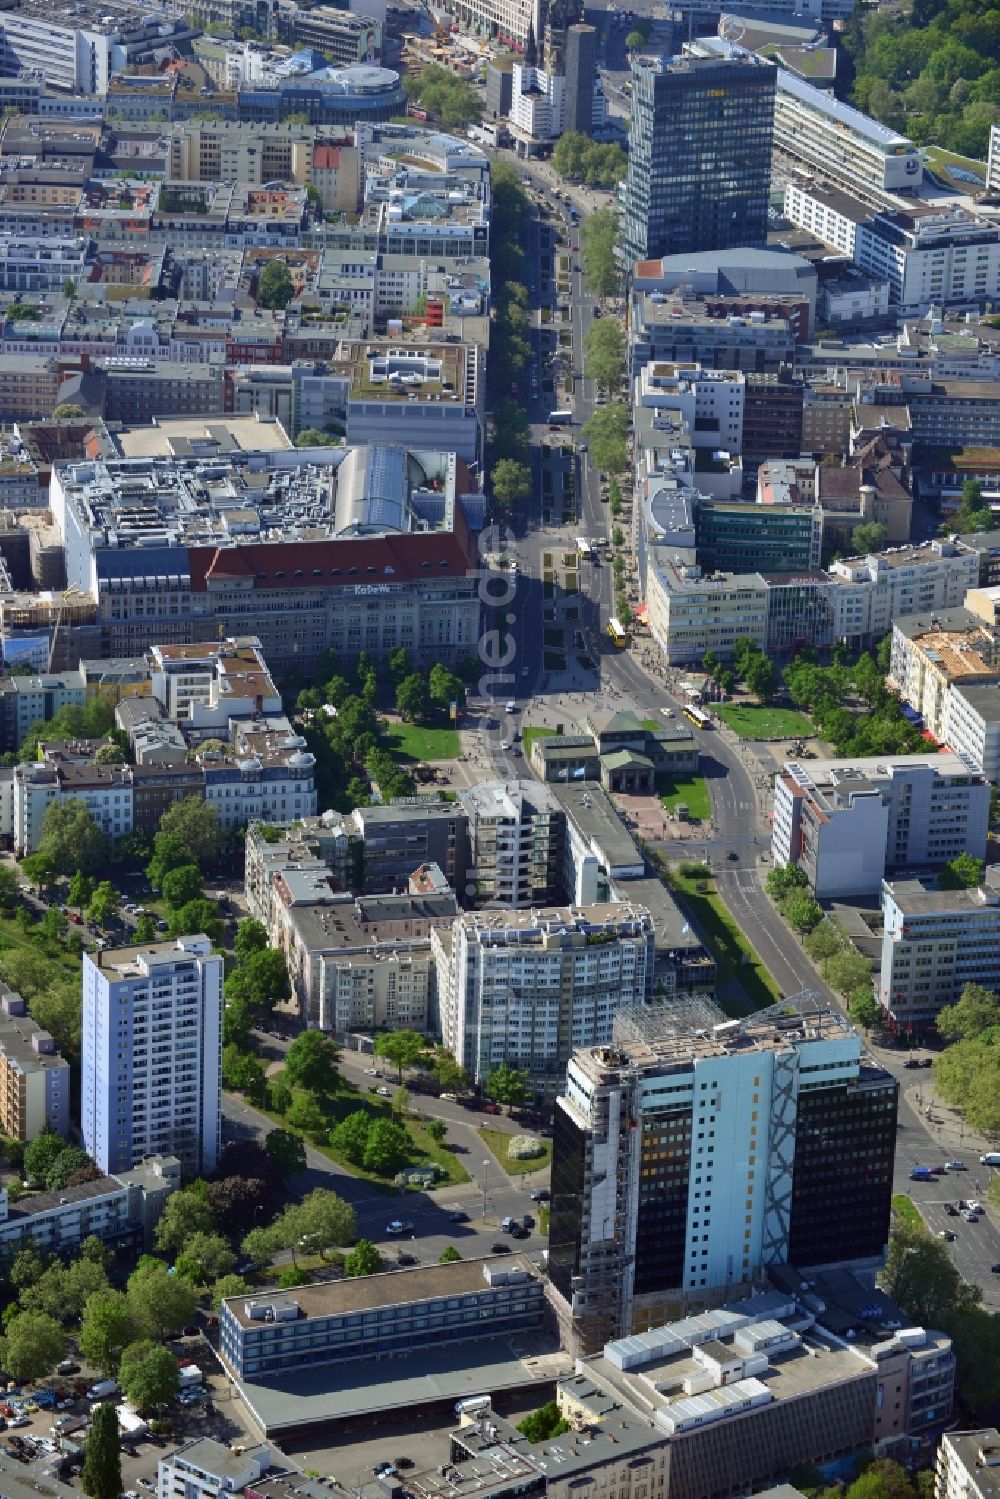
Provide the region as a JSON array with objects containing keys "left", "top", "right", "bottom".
[
  {"left": 480, "top": 1126, "right": 553, "bottom": 1177},
  {"left": 0, "top": 913, "right": 86, "bottom": 978},
  {"left": 387, "top": 722, "right": 460, "bottom": 762},
  {"left": 891, "top": 1194, "right": 924, "bottom": 1232},
  {"left": 669, "top": 861, "right": 783, "bottom": 1014},
  {"left": 657, "top": 775, "right": 712, "bottom": 821},
  {"left": 250, "top": 1072, "right": 470, "bottom": 1190},
  {"left": 715, "top": 704, "right": 814, "bottom": 741}
]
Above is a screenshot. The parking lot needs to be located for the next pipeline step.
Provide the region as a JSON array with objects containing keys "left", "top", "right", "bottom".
[{"left": 0, "top": 1336, "right": 259, "bottom": 1491}]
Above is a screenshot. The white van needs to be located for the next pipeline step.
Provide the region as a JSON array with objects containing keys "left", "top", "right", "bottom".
[{"left": 981, "top": 1152, "right": 1000, "bottom": 1166}]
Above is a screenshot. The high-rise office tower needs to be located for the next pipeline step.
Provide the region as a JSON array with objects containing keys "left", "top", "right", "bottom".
[
  {"left": 82, "top": 937, "right": 223, "bottom": 1176},
  {"left": 564, "top": 23, "right": 597, "bottom": 136},
  {"left": 548, "top": 995, "right": 898, "bottom": 1354},
  {"left": 621, "top": 54, "right": 776, "bottom": 270}
]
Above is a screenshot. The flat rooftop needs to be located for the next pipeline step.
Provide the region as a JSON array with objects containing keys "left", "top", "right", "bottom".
[
  {"left": 234, "top": 1336, "right": 566, "bottom": 1436},
  {"left": 56, "top": 442, "right": 464, "bottom": 556},
  {"left": 782, "top": 750, "right": 980, "bottom": 786},
  {"left": 883, "top": 876, "right": 1000, "bottom": 914},
  {"left": 228, "top": 1254, "right": 539, "bottom": 1328},
  {"left": 566, "top": 993, "right": 861, "bottom": 1072},
  {"left": 950, "top": 681, "right": 1000, "bottom": 722},
  {"left": 610, "top": 876, "right": 706, "bottom": 955},
  {"left": 457, "top": 902, "right": 652, "bottom": 940},
  {"left": 112, "top": 418, "right": 294, "bottom": 459},
  {"left": 288, "top": 893, "right": 458, "bottom": 952},
  {"left": 169, "top": 1438, "right": 277, "bottom": 1480},
  {"left": 92, "top": 936, "right": 212, "bottom": 977},
  {"left": 547, "top": 782, "right": 643, "bottom": 870},
  {"left": 942, "top": 1433, "right": 1000, "bottom": 1499}
]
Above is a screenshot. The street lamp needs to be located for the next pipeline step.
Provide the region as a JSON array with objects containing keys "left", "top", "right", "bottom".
[{"left": 482, "top": 1159, "right": 490, "bottom": 1220}]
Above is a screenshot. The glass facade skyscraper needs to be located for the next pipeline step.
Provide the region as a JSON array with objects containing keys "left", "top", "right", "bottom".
[
  {"left": 622, "top": 54, "right": 776, "bottom": 269},
  {"left": 548, "top": 998, "right": 898, "bottom": 1355}
]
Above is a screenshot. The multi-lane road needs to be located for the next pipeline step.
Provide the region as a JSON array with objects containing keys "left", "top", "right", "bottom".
[{"left": 473, "top": 155, "right": 1000, "bottom": 1307}]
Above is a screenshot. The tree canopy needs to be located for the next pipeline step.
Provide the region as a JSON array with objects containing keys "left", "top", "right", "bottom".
[
  {"left": 552, "top": 132, "right": 627, "bottom": 188},
  {"left": 284, "top": 1029, "right": 340, "bottom": 1092},
  {"left": 258, "top": 259, "right": 295, "bottom": 310},
  {"left": 38, "top": 800, "right": 107, "bottom": 875},
  {"left": 81, "top": 1401, "right": 121, "bottom": 1499},
  {"left": 402, "top": 64, "right": 481, "bottom": 128},
  {"left": 582, "top": 403, "right": 630, "bottom": 473},
  {"left": 842, "top": 2, "right": 1000, "bottom": 163},
  {"left": 937, "top": 983, "right": 1000, "bottom": 1043},
  {"left": 118, "top": 1341, "right": 178, "bottom": 1412},
  {"left": 579, "top": 208, "right": 619, "bottom": 300},
  {"left": 158, "top": 797, "right": 223, "bottom": 864},
  {"left": 584, "top": 318, "right": 625, "bottom": 393},
  {"left": 374, "top": 1028, "right": 427, "bottom": 1079}
]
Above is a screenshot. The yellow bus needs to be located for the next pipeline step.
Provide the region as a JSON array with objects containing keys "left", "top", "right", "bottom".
[{"left": 607, "top": 616, "right": 630, "bottom": 647}]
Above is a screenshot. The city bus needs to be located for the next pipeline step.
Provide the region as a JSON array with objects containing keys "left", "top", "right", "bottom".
[
  {"left": 683, "top": 704, "right": 712, "bottom": 729},
  {"left": 607, "top": 617, "right": 630, "bottom": 647},
  {"left": 548, "top": 410, "right": 572, "bottom": 427}
]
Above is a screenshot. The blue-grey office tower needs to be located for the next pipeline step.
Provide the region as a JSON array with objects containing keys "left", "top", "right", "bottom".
[{"left": 622, "top": 53, "right": 776, "bottom": 270}]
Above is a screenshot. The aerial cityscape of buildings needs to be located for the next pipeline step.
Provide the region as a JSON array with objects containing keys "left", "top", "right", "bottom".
[{"left": 0, "top": 0, "right": 999, "bottom": 1497}]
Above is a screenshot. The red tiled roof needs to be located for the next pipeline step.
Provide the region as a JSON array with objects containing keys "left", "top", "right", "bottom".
[{"left": 189, "top": 531, "right": 474, "bottom": 592}]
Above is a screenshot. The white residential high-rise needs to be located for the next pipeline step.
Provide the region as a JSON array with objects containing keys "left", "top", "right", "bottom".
[
  {"left": 81, "top": 937, "right": 223, "bottom": 1176},
  {"left": 436, "top": 903, "right": 654, "bottom": 1090}
]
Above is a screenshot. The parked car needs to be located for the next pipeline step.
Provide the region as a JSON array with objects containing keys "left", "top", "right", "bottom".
[
  {"left": 929, "top": 1165, "right": 947, "bottom": 1175},
  {"left": 397, "top": 1252, "right": 418, "bottom": 1266},
  {"left": 56, "top": 1362, "right": 79, "bottom": 1377},
  {"left": 904, "top": 1059, "right": 922, "bottom": 1069},
  {"left": 962, "top": 1208, "right": 979, "bottom": 1222},
  {"left": 510, "top": 1226, "right": 530, "bottom": 1240},
  {"left": 945, "top": 1160, "right": 967, "bottom": 1171},
  {"left": 530, "top": 1189, "right": 549, "bottom": 1202},
  {"left": 945, "top": 1203, "right": 959, "bottom": 1216},
  {"left": 489, "top": 1242, "right": 512, "bottom": 1254},
  {"left": 385, "top": 1221, "right": 414, "bottom": 1236}
]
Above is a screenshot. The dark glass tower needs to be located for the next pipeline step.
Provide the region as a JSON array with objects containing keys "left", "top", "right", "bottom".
[
  {"left": 622, "top": 54, "right": 776, "bottom": 270},
  {"left": 564, "top": 23, "right": 597, "bottom": 137},
  {"left": 788, "top": 1066, "right": 898, "bottom": 1267}
]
